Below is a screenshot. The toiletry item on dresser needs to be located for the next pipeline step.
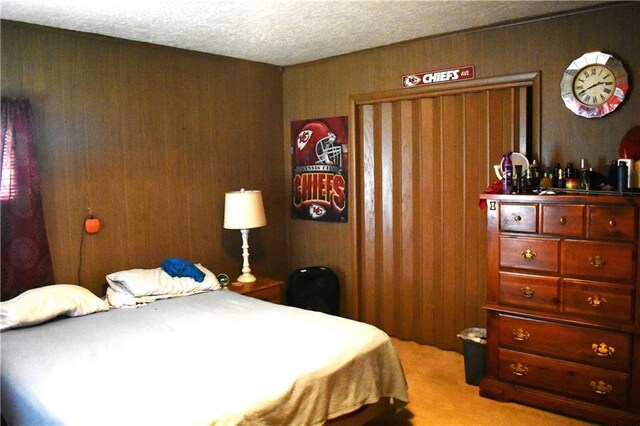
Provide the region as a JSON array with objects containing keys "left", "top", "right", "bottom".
[
  {"left": 564, "top": 162, "right": 579, "bottom": 189},
  {"left": 578, "top": 158, "right": 587, "bottom": 179},
  {"left": 529, "top": 160, "right": 540, "bottom": 187},
  {"left": 578, "top": 158, "right": 588, "bottom": 189},
  {"left": 565, "top": 162, "right": 575, "bottom": 179},
  {"left": 539, "top": 168, "right": 552, "bottom": 188},
  {"left": 556, "top": 168, "right": 565, "bottom": 189},
  {"left": 515, "top": 165, "right": 523, "bottom": 194},
  {"left": 552, "top": 163, "right": 561, "bottom": 188},
  {"left": 525, "top": 169, "right": 533, "bottom": 191},
  {"left": 617, "top": 160, "right": 629, "bottom": 192},
  {"left": 501, "top": 152, "right": 513, "bottom": 194},
  {"left": 618, "top": 159, "right": 633, "bottom": 189}
]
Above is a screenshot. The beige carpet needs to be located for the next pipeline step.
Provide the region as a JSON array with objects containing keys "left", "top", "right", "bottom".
[{"left": 377, "top": 338, "right": 591, "bottom": 425}]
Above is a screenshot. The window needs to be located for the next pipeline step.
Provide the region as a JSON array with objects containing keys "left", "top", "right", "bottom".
[{"left": 1, "top": 139, "right": 15, "bottom": 201}]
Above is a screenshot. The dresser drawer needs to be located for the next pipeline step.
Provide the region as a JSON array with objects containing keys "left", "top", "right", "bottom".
[
  {"left": 563, "top": 240, "right": 635, "bottom": 282},
  {"left": 589, "top": 206, "right": 636, "bottom": 240},
  {"left": 541, "top": 204, "right": 585, "bottom": 237},
  {"left": 500, "top": 237, "right": 559, "bottom": 273},
  {"left": 498, "top": 348, "right": 629, "bottom": 409},
  {"left": 499, "top": 272, "right": 559, "bottom": 312},
  {"left": 500, "top": 203, "right": 538, "bottom": 233},
  {"left": 563, "top": 279, "right": 634, "bottom": 322},
  {"left": 497, "top": 314, "right": 631, "bottom": 371}
]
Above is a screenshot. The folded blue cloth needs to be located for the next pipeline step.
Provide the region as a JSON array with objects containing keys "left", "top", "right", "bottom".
[{"left": 161, "top": 258, "right": 205, "bottom": 282}]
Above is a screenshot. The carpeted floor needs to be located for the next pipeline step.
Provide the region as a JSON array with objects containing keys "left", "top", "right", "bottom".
[{"left": 378, "top": 338, "right": 592, "bottom": 425}]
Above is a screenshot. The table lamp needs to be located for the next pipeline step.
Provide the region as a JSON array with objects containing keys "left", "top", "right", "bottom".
[{"left": 223, "top": 189, "right": 267, "bottom": 284}]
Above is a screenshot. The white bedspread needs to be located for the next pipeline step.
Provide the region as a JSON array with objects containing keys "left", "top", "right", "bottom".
[{"left": 1, "top": 290, "right": 408, "bottom": 425}]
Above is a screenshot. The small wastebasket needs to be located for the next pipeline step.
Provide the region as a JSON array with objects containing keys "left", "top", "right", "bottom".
[{"left": 457, "top": 327, "right": 487, "bottom": 386}]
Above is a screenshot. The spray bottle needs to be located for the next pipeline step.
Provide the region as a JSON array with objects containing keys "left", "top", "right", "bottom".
[{"left": 502, "top": 152, "right": 513, "bottom": 194}]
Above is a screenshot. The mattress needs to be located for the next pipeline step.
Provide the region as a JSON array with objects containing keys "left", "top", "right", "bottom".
[{"left": 1, "top": 290, "right": 408, "bottom": 425}]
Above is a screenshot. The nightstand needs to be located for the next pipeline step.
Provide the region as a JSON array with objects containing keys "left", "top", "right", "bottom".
[{"left": 225, "top": 277, "right": 284, "bottom": 304}]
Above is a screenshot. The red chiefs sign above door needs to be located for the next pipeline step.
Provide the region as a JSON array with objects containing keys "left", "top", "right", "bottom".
[{"left": 402, "top": 65, "right": 475, "bottom": 88}]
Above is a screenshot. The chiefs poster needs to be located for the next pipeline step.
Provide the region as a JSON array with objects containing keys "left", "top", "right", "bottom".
[{"left": 291, "top": 116, "right": 348, "bottom": 222}]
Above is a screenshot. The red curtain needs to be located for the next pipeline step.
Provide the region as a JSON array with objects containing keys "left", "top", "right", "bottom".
[{"left": 1, "top": 97, "right": 54, "bottom": 301}]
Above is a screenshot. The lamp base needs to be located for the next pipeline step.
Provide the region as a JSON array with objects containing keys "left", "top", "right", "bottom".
[{"left": 236, "top": 273, "right": 257, "bottom": 283}]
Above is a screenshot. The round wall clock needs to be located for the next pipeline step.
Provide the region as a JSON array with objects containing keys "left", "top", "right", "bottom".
[{"left": 560, "top": 51, "right": 629, "bottom": 118}]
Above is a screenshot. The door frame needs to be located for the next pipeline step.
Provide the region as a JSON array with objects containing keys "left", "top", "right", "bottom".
[{"left": 348, "top": 71, "right": 541, "bottom": 320}]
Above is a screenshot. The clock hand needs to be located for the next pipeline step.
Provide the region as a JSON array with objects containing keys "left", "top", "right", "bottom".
[{"left": 578, "top": 81, "right": 604, "bottom": 96}]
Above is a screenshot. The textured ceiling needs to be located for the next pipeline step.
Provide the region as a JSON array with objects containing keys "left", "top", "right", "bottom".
[{"left": 0, "top": 0, "right": 607, "bottom": 66}]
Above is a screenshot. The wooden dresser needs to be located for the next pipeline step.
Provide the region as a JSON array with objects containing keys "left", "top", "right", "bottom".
[{"left": 479, "top": 194, "right": 639, "bottom": 425}]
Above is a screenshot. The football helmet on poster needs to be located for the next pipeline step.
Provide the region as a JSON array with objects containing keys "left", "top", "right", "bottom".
[{"left": 294, "top": 122, "right": 342, "bottom": 167}]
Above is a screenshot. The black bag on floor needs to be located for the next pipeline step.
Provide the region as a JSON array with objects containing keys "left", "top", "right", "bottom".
[{"left": 286, "top": 266, "right": 340, "bottom": 316}]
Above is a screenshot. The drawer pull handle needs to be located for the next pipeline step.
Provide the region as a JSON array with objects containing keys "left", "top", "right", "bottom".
[
  {"left": 513, "top": 214, "right": 522, "bottom": 222},
  {"left": 512, "top": 328, "right": 530, "bottom": 341},
  {"left": 608, "top": 219, "right": 616, "bottom": 228},
  {"left": 592, "top": 343, "right": 615, "bottom": 357},
  {"left": 587, "top": 295, "right": 607, "bottom": 308},
  {"left": 589, "top": 255, "right": 606, "bottom": 268},
  {"left": 559, "top": 217, "right": 566, "bottom": 225},
  {"left": 521, "top": 249, "right": 536, "bottom": 261},
  {"left": 510, "top": 363, "right": 529, "bottom": 376},
  {"left": 520, "top": 286, "right": 536, "bottom": 298},
  {"left": 590, "top": 380, "right": 613, "bottom": 395}
]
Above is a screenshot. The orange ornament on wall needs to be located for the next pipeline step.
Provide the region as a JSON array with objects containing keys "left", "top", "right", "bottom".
[{"left": 84, "top": 215, "right": 101, "bottom": 234}]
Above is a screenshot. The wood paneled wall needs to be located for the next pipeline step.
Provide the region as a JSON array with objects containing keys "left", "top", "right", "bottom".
[
  {"left": 1, "top": 21, "right": 287, "bottom": 295},
  {"left": 283, "top": 3, "right": 639, "bottom": 345},
  {"left": 2, "top": 3, "right": 639, "bottom": 352}
]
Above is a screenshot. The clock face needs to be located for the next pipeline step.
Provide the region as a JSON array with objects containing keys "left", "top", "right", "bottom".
[
  {"left": 572, "top": 64, "right": 615, "bottom": 106},
  {"left": 560, "top": 51, "right": 629, "bottom": 118}
]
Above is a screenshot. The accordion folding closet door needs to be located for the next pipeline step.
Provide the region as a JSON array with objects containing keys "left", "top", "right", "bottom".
[{"left": 351, "top": 73, "right": 540, "bottom": 350}]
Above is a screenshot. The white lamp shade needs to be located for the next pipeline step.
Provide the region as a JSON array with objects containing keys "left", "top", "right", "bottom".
[{"left": 223, "top": 189, "right": 267, "bottom": 230}]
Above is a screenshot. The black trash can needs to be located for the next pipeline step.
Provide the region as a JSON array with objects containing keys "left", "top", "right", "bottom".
[{"left": 457, "top": 327, "right": 487, "bottom": 386}]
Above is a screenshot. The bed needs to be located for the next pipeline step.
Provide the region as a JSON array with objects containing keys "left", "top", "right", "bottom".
[{"left": 0, "top": 268, "right": 408, "bottom": 425}]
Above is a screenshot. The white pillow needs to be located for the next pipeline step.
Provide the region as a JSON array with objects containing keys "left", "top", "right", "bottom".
[
  {"left": 0, "top": 284, "right": 109, "bottom": 331},
  {"left": 106, "top": 263, "right": 220, "bottom": 308}
]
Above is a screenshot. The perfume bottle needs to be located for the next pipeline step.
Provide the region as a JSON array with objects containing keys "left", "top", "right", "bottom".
[
  {"left": 524, "top": 168, "right": 533, "bottom": 192},
  {"left": 565, "top": 162, "right": 579, "bottom": 189},
  {"left": 529, "top": 160, "right": 540, "bottom": 187},
  {"left": 565, "top": 162, "right": 575, "bottom": 179},
  {"left": 539, "top": 168, "right": 552, "bottom": 188},
  {"left": 556, "top": 168, "right": 565, "bottom": 189}
]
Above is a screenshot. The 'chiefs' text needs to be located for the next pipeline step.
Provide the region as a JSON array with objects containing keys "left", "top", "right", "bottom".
[{"left": 293, "top": 172, "right": 346, "bottom": 214}]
